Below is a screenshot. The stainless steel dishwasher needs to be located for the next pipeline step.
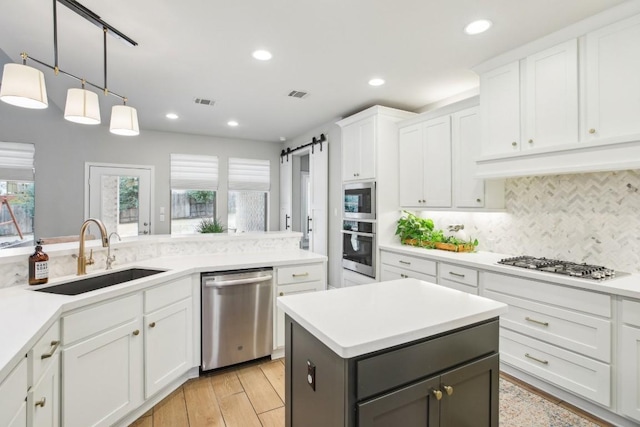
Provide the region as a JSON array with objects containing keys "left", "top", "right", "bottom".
[{"left": 201, "top": 268, "right": 274, "bottom": 371}]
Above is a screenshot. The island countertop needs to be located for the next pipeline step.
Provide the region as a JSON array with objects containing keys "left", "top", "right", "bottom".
[{"left": 277, "top": 278, "right": 508, "bottom": 358}]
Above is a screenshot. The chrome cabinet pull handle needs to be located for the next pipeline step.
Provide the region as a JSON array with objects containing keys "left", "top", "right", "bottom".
[
  {"left": 41, "top": 340, "right": 60, "bottom": 359},
  {"left": 449, "top": 272, "right": 465, "bottom": 278},
  {"left": 525, "top": 316, "right": 549, "bottom": 327},
  {"left": 525, "top": 353, "right": 549, "bottom": 365},
  {"left": 399, "top": 260, "right": 411, "bottom": 265},
  {"left": 292, "top": 272, "right": 309, "bottom": 278}
]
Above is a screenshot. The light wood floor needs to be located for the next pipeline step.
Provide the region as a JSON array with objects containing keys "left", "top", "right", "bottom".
[
  {"left": 131, "top": 358, "right": 612, "bottom": 427},
  {"left": 130, "top": 358, "right": 284, "bottom": 427}
]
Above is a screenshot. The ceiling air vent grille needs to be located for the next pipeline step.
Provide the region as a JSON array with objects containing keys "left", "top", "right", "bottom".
[
  {"left": 194, "top": 98, "right": 215, "bottom": 106},
  {"left": 287, "top": 90, "right": 308, "bottom": 99}
]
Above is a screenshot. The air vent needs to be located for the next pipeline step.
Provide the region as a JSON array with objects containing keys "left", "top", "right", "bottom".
[
  {"left": 194, "top": 98, "right": 215, "bottom": 106},
  {"left": 287, "top": 90, "right": 308, "bottom": 99}
]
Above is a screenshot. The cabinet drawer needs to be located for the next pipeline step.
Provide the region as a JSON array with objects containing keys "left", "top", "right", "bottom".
[
  {"left": 27, "top": 352, "right": 58, "bottom": 427},
  {"left": 500, "top": 329, "right": 610, "bottom": 406},
  {"left": 485, "top": 290, "right": 611, "bottom": 362},
  {"left": 380, "top": 251, "right": 436, "bottom": 276},
  {"left": 438, "top": 263, "right": 478, "bottom": 287},
  {"left": 438, "top": 278, "right": 478, "bottom": 295},
  {"left": 28, "top": 320, "right": 60, "bottom": 387},
  {"left": 145, "top": 276, "right": 192, "bottom": 314},
  {"left": 482, "top": 272, "right": 611, "bottom": 317},
  {"left": 357, "top": 320, "right": 498, "bottom": 400},
  {"left": 63, "top": 293, "right": 142, "bottom": 344},
  {"left": 381, "top": 264, "right": 436, "bottom": 283},
  {"left": 277, "top": 263, "right": 323, "bottom": 285},
  {"left": 622, "top": 299, "right": 640, "bottom": 327}
]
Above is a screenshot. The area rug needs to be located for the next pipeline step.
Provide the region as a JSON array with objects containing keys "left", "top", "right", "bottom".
[{"left": 500, "top": 378, "right": 600, "bottom": 427}]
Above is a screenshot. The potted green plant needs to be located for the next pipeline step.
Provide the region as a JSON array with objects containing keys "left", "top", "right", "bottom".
[
  {"left": 395, "top": 211, "right": 435, "bottom": 246},
  {"left": 195, "top": 217, "right": 227, "bottom": 233}
]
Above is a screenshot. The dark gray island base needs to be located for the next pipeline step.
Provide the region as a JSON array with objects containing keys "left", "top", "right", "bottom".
[{"left": 284, "top": 315, "right": 500, "bottom": 427}]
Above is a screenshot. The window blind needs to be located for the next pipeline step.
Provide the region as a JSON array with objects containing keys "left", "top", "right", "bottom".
[
  {"left": 228, "top": 158, "right": 270, "bottom": 191},
  {"left": 170, "top": 154, "right": 219, "bottom": 191},
  {"left": 0, "top": 142, "right": 35, "bottom": 182}
]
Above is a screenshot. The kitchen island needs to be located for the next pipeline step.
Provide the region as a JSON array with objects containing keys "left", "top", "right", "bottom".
[{"left": 278, "top": 278, "right": 508, "bottom": 427}]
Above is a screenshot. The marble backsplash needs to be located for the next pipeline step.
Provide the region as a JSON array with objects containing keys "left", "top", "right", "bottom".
[
  {"left": 0, "top": 234, "right": 301, "bottom": 289},
  {"left": 419, "top": 169, "right": 640, "bottom": 274}
]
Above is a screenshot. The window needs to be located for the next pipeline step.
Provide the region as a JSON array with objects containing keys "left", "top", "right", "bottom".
[
  {"left": 228, "top": 158, "right": 270, "bottom": 232},
  {"left": 0, "top": 142, "right": 35, "bottom": 249},
  {"left": 170, "top": 154, "right": 218, "bottom": 234}
]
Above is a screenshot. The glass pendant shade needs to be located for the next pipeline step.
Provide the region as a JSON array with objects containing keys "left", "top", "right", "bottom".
[
  {"left": 0, "top": 63, "right": 48, "bottom": 109},
  {"left": 110, "top": 104, "right": 139, "bottom": 136},
  {"left": 64, "top": 88, "right": 101, "bottom": 124}
]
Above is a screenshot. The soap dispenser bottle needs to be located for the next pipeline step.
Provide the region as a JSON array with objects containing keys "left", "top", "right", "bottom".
[{"left": 29, "top": 244, "right": 49, "bottom": 285}]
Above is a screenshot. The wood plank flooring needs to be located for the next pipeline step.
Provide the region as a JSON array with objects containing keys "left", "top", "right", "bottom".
[{"left": 131, "top": 358, "right": 613, "bottom": 427}]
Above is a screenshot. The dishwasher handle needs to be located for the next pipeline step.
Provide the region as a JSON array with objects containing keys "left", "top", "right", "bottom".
[{"left": 204, "top": 274, "right": 273, "bottom": 288}]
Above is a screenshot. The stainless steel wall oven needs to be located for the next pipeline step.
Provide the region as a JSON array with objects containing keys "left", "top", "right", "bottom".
[{"left": 342, "top": 220, "right": 376, "bottom": 278}]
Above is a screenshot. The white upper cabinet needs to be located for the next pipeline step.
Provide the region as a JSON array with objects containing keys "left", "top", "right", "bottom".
[
  {"left": 452, "top": 107, "right": 484, "bottom": 208},
  {"left": 480, "top": 61, "right": 520, "bottom": 157},
  {"left": 525, "top": 39, "right": 579, "bottom": 149},
  {"left": 399, "top": 99, "right": 504, "bottom": 210},
  {"left": 476, "top": 7, "right": 640, "bottom": 178},
  {"left": 585, "top": 13, "right": 640, "bottom": 143},
  {"left": 399, "top": 116, "right": 452, "bottom": 208},
  {"left": 341, "top": 116, "right": 376, "bottom": 181}
]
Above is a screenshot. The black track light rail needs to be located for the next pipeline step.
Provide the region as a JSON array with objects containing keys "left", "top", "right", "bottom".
[
  {"left": 57, "top": 0, "right": 138, "bottom": 47},
  {"left": 280, "top": 133, "right": 326, "bottom": 163},
  {"left": 18, "top": 0, "right": 137, "bottom": 102}
]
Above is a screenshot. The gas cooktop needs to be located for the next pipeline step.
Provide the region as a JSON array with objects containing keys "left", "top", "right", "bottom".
[{"left": 497, "top": 256, "right": 624, "bottom": 281}]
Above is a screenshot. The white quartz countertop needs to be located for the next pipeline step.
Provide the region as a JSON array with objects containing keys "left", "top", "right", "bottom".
[
  {"left": 277, "top": 278, "right": 508, "bottom": 358},
  {"left": 379, "top": 243, "right": 640, "bottom": 299},
  {"left": 0, "top": 249, "right": 326, "bottom": 382}
]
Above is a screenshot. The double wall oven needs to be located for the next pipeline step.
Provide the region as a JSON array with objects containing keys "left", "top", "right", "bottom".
[{"left": 342, "top": 181, "right": 377, "bottom": 278}]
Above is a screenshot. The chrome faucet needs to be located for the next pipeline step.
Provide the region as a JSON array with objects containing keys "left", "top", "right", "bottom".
[
  {"left": 106, "top": 232, "right": 121, "bottom": 270},
  {"left": 77, "top": 218, "right": 109, "bottom": 275}
]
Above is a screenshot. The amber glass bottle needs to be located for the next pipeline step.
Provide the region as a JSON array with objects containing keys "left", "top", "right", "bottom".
[{"left": 29, "top": 245, "right": 49, "bottom": 285}]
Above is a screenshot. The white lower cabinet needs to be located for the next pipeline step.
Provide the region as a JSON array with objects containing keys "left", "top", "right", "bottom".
[
  {"left": 144, "top": 298, "right": 193, "bottom": 398},
  {"left": 437, "top": 262, "right": 478, "bottom": 295},
  {"left": 482, "top": 271, "right": 612, "bottom": 407},
  {"left": 62, "top": 314, "right": 143, "bottom": 427},
  {"left": 61, "top": 276, "right": 196, "bottom": 427},
  {"left": 619, "top": 299, "right": 640, "bottom": 423},
  {"left": 0, "top": 359, "right": 27, "bottom": 427},
  {"left": 27, "top": 353, "right": 59, "bottom": 427},
  {"left": 379, "top": 250, "right": 437, "bottom": 283},
  {"left": 143, "top": 278, "right": 193, "bottom": 399},
  {"left": 275, "top": 264, "right": 325, "bottom": 349},
  {"left": 342, "top": 269, "right": 377, "bottom": 287}
]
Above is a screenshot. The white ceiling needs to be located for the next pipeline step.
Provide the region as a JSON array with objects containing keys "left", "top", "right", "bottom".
[{"left": 0, "top": 0, "right": 628, "bottom": 142}]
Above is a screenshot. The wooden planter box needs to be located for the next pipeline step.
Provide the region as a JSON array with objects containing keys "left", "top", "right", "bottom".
[{"left": 402, "top": 238, "right": 475, "bottom": 253}]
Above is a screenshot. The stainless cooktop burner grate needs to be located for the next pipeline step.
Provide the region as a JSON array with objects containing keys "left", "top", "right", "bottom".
[{"left": 497, "top": 256, "right": 622, "bottom": 281}]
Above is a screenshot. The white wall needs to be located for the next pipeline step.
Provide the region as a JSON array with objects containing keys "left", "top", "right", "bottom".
[{"left": 0, "top": 93, "right": 282, "bottom": 239}]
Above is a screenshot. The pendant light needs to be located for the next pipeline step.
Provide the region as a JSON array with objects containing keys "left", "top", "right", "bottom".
[
  {"left": 0, "top": 0, "right": 139, "bottom": 134},
  {"left": 0, "top": 54, "right": 48, "bottom": 109},
  {"left": 64, "top": 80, "right": 101, "bottom": 124},
  {"left": 110, "top": 100, "right": 139, "bottom": 136}
]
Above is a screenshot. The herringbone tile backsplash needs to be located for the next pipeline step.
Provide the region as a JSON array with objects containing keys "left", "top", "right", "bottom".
[{"left": 420, "top": 169, "right": 640, "bottom": 274}]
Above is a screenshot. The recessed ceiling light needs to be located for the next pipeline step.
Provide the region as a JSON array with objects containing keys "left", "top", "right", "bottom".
[
  {"left": 165, "top": 113, "right": 179, "bottom": 120},
  {"left": 280, "top": 137, "right": 287, "bottom": 142},
  {"left": 227, "top": 120, "right": 239, "bottom": 127},
  {"left": 252, "top": 50, "right": 272, "bottom": 61},
  {"left": 368, "top": 78, "right": 385, "bottom": 87},
  {"left": 464, "top": 19, "right": 492, "bottom": 35}
]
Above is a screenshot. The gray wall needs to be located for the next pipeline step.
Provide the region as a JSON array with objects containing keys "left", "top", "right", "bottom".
[{"left": 0, "top": 97, "right": 282, "bottom": 239}]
